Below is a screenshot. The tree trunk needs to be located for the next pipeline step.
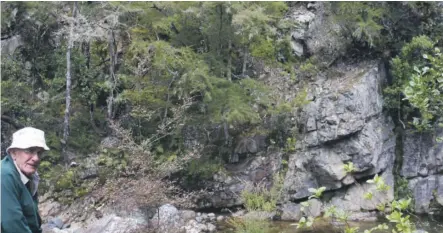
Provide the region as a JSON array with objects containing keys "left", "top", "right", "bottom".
[
  {"left": 242, "top": 45, "right": 248, "bottom": 77},
  {"left": 218, "top": 4, "right": 223, "bottom": 56},
  {"left": 223, "top": 120, "right": 229, "bottom": 145},
  {"left": 227, "top": 38, "right": 232, "bottom": 81},
  {"left": 227, "top": 12, "right": 232, "bottom": 82},
  {"left": 107, "top": 29, "right": 117, "bottom": 120},
  {"left": 82, "top": 41, "right": 90, "bottom": 69},
  {"left": 62, "top": 2, "right": 78, "bottom": 164}
]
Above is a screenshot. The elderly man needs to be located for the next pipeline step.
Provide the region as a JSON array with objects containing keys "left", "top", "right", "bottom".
[{"left": 1, "top": 127, "right": 50, "bottom": 233}]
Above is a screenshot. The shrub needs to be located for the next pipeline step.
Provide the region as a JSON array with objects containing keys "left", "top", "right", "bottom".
[
  {"left": 227, "top": 217, "right": 275, "bottom": 233},
  {"left": 241, "top": 172, "right": 284, "bottom": 212}
]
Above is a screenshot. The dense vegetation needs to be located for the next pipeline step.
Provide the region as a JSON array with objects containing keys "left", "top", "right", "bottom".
[
  {"left": 1, "top": 1, "right": 442, "bottom": 215},
  {"left": 1, "top": 1, "right": 293, "bottom": 163}
]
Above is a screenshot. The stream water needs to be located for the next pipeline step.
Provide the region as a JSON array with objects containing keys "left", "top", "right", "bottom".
[{"left": 218, "top": 214, "right": 443, "bottom": 233}]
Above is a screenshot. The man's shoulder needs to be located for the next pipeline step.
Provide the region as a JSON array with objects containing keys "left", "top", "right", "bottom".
[{"left": 1, "top": 156, "right": 19, "bottom": 180}]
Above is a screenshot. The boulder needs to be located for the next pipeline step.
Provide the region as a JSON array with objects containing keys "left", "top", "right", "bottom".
[
  {"left": 181, "top": 210, "right": 197, "bottom": 223},
  {"left": 286, "top": 3, "right": 348, "bottom": 62},
  {"left": 81, "top": 214, "right": 147, "bottom": 233},
  {"left": 304, "top": 199, "right": 322, "bottom": 218},
  {"left": 328, "top": 169, "right": 394, "bottom": 212},
  {"left": 207, "top": 223, "right": 217, "bottom": 232},
  {"left": 77, "top": 154, "right": 101, "bottom": 180},
  {"left": 302, "top": 64, "right": 386, "bottom": 146},
  {"left": 150, "top": 204, "right": 184, "bottom": 233},
  {"left": 280, "top": 203, "right": 302, "bottom": 221},
  {"left": 234, "top": 135, "right": 268, "bottom": 155},
  {"left": 184, "top": 220, "right": 207, "bottom": 233},
  {"left": 286, "top": 6, "right": 315, "bottom": 57},
  {"left": 39, "top": 200, "right": 63, "bottom": 218}
]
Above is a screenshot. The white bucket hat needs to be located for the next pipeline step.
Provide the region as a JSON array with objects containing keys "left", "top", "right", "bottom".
[{"left": 7, "top": 127, "right": 50, "bottom": 153}]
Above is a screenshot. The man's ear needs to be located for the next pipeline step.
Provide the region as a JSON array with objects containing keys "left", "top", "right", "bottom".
[{"left": 9, "top": 149, "right": 17, "bottom": 159}]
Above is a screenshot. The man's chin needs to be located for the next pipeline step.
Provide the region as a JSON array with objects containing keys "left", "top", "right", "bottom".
[{"left": 24, "top": 168, "right": 37, "bottom": 176}]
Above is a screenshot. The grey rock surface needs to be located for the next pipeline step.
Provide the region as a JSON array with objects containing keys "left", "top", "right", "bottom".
[
  {"left": 150, "top": 204, "right": 184, "bottom": 232},
  {"left": 284, "top": 62, "right": 396, "bottom": 201},
  {"left": 328, "top": 168, "right": 394, "bottom": 212},
  {"left": 199, "top": 151, "right": 282, "bottom": 208},
  {"left": 401, "top": 130, "right": 443, "bottom": 178},
  {"left": 1, "top": 35, "right": 23, "bottom": 55},
  {"left": 280, "top": 203, "right": 302, "bottom": 221},
  {"left": 408, "top": 175, "right": 443, "bottom": 213}
]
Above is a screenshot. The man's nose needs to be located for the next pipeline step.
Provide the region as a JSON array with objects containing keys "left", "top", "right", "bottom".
[{"left": 30, "top": 153, "right": 40, "bottom": 162}]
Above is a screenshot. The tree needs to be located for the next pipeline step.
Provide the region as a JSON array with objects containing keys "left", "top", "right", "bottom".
[
  {"left": 61, "top": 2, "right": 78, "bottom": 162},
  {"left": 230, "top": 2, "right": 288, "bottom": 76},
  {"left": 385, "top": 36, "right": 443, "bottom": 131}
]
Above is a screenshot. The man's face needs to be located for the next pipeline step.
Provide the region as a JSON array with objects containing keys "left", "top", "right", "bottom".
[{"left": 11, "top": 147, "right": 43, "bottom": 176}]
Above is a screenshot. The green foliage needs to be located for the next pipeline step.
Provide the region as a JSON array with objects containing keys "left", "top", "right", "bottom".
[
  {"left": 343, "top": 162, "right": 356, "bottom": 174},
  {"left": 345, "top": 226, "right": 360, "bottom": 233},
  {"left": 333, "top": 2, "right": 384, "bottom": 47},
  {"left": 367, "top": 174, "right": 390, "bottom": 192},
  {"left": 43, "top": 132, "right": 62, "bottom": 163},
  {"left": 364, "top": 192, "right": 373, "bottom": 201},
  {"left": 97, "top": 148, "right": 128, "bottom": 175},
  {"left": 241, "top": 172, "right": 284, "bottom": 212},
  {"left": 283, "top": 137, "right": 297, "bottom": 153},
  {"left": 386, "top": 36, "right": 443, "bottom": 131},
  {"left": 204, "top": 77, "right": 271, "bottom": 125},
  {"left": 47, "top": 166, "right": 90, "bottom": 203},
  {"left": 386, "top": 210, "right": 414, "bottom": 233},
  {"left": 299, "top": 58, "right": 319, "bottom": 78},
  {"left": 185, "top": 158, "right": 224, "bottom": 180},
  {"left": 227, "top": 217, "right": 274, "bottom": 233},
  {"left": 55, "top": 169, "right": 75, "bottom": 191},
  {"left": 332, "top": 2, "right": 443, "bottom": 53},
  {"left": 299, "top": 167, "right": 418, "bottom": 233},
  {"left": 395, "top": 177, "right": 414, "bottom": 204},
  {"left": 363, "top": 223, "right": 389, "bottom": 233},
  {"left": 249, "top": 38, "right": 275, "bottom": 61},
  {"left": 4, "top": 4, "right": 440, "bottom": 220},
  {"left": 271, "top": 87, "right": 310, "bottom": 115},
  {"left": 392, "top": 199, "right": 412, "bottom": 212},
  {"left": 308, "top": 187, "right": 326, "bottom": 200},
  {"left": 292, "top": 216, "right": 314, "bottom": 229}
]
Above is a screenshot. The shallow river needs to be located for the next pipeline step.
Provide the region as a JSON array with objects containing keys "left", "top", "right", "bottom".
[{"left": 219, "top": 215, "right": 443, "bottom": 233}]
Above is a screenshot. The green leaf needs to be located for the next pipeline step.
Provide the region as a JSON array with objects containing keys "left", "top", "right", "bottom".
[{"left": 364, "top": 192, "right": 373, "bottom": 200}]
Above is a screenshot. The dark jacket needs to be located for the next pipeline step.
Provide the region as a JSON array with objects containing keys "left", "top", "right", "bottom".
[{"left": 1, "top": 155, "right": 42, "bottom": 233}]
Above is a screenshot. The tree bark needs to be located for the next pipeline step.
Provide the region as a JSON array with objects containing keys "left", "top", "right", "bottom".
[
  {"left": 107, "top": 29, "right": 117, "bottom": 120},
  {"left": 82, "top": 41, "right": 90, "bottom": 69},
  {"left": 227, "top": 38, "right": 232, "bottom": 81},
  {"left": 227, "top": 12, "right": 232, "bottom": 82},
  {"left": 242, "top": 45, "right": 248, "bottom": 77},
  {"left": 218, "top": 4, "right": 223, "bottom": 56},
  {"left": 62, "top": 2, "right": 78, "bottom": 163}
]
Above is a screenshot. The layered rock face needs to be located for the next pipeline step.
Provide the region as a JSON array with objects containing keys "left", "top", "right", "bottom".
[
  {"left": 198, "top": 61, "right": 398, "bottom": 215},
  {"left": 283, "top": 62, "right": 396, "bottom": 212},
  {"left": 402, "top": 129, "right": 443, "bottom": 213},
  {"left": 198, "top": 151, "right": 283, "bottom": 208},
  {"left": 287, "top": 2, "right": 347, "bottom": 64}
]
